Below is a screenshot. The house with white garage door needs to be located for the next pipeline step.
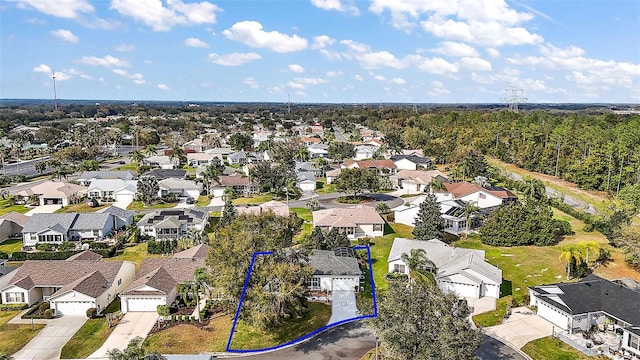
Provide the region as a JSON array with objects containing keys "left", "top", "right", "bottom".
[
  {"left": 87, "top": 179, "right": 137, "bottom": 203},
  {"left": 120, "top": 245, "right": 209, "bottom": 313},
  {"left": 388, "top": 238, "right": 502, "bottom": 299},
  {"left": 306, "top": 250, "right": 362, "bottom": 292},
  {"left": 0, "top": 253, "right": 135, "bottom": 315}
]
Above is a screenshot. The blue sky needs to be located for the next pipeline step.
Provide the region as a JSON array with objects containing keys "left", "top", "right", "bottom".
[{"left": 1, "top": 0, "right": 639, "bottom": 103}]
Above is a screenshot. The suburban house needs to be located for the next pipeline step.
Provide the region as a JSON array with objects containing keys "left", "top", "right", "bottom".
[
  {"left": 354, "top": 145, "right": 376, "bottom": 161},
  {"left": 187, "top": 152, "right": 214, "bottom": 167},
  {"left": 141, "top": 168, "right": 187, "bottom": 181},
  {"left": 390, "top": 154, "right": 433, "bottom": 170},
  {"left": 183, "top": 138, "right": 209, "bottom": 152},
  {"left": 0, "top": 257, "right": 135, "bottom": 315},
  {"left": 312, "top": 205, "right": 385, "bottom": 239},
  {"left": 0, "top": 212, "right": 29, "bottom": 242},
  {"left": 300, "top": 137, "right": 321, "bottom": 146},
  {"left": 296, "top": 162, "right": 325, "bottom": 177},
  {"left": 388, "top": 238, "right": 502, "bottom": 299},
  {"left": 443, "top": 182, "right": 518, "bottom": 208},
  {"left": 120, "top": 245, "right": 208, "bottom": 313},
  {"left": 325, "top": 168, "right": 342, "bottom": 184},
  {"left": 297, "top": 172, "right": 316, "bottom": 192},
  {"left": 22, "top": 212, "right": 121, "bottom": 246},
  {"left": 236, "top": 200, "right": 290, "bottom": 217},
  {"left": 211, "top": 175, "right": 260, "bottom": 197},
  {"left": 529, "top": 275, "right": 640, "bottom": 357},
  {"left": 342, "top": 159, "right": 397, "bottom": 176},
  {"left": 97, "top": 206, "right": 134, "bottom": 229},
  {"left": 76, "top": 170, "right": 137, "bottom": 186},
  {"left": 307, "top": 143, "right": 329, "bottom": 159},
  {"left": 145, "top": 155, "right": 179, "bottom": 169},
  {"left": 137, "top": 209, "right": 209, "bottom": 239},
  {"left": 227, "top": 151, "right": 248, "bottom": 165},
  {"left": 158, "top": 178, "right": 201, "bottom": 199},
  {"left": 87, "top": 179, "right": 137, "bottom": 203},
  {"left": 306, "top": 250, "right": 362, "bottom": 292},
  {"left": 391, "top": 169, "right": 449, "bottom": 194},
  {"left": 13, "top": 180, "right": 87, "bottom": 207}
]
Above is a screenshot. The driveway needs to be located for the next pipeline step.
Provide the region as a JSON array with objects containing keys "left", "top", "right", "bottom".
[
  {"left": 328, "top": 290, "right": 358, "bottom": 325},
  {"left": 24, "top": 204, "right": 62, "bottom": 216},
  {"left": 12, "top": 315, "right": 87, "bottom": 360},
  {"left": 88, "top": 312, "right": 157, "bottom": 358},
  {"left": 112, "top": 199, "right": 133, "bottom": 209},
  {"left": 484, "top": 307, "right": 555, "bottom": 348},
  {"left": 173, "top": 198, "right": 195, "bottom": 209}
]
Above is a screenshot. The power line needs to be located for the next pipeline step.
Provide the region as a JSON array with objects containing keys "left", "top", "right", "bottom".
[{"left": 500, "top": 85, "right": 527, "bottom": 113}]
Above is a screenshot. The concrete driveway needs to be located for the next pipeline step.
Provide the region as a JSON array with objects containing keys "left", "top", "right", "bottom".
[
  {"left": 484, "top": 307, "right": 556, "bottom": 348},
  {"left": 24, "top": 204, "right": 63, "bottom": 216},
  {"left": 328, "top": 290, "right": 358, "bottom": 325},
  {"left": 88, "top": 312, "right": 157, "bottom": 358},
  {"left": 112, "top": 199, "right": 133, "bottom": 210},
  {"left": 12, "top": 315, "right": 87, "bottom": 360}
]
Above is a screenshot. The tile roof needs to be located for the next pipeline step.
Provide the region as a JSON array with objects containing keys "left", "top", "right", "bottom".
[
  {"left": 308, "top": 250, "right": 361, "bottom": 276},
  {"left": 313, "top": 205, "right": 384, "bottom": 228},
  {"left": 343, "top": 159, "right": 396, "bottom": 170},
  {"left": 443, "top": 182, "right": 516, "bottom": 200}
]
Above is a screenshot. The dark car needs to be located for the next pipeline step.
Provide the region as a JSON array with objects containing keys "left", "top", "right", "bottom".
[{"left": 186, "top": 197, "right": 195, "bottom": 204}]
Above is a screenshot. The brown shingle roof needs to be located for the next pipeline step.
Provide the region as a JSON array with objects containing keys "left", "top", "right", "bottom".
[
  {"left": 313, "top": 205, "right": 384, "bottom": 228},
  {"left": 52, "top": 270, "right": 109, "bottom": 299},
  {"left": 215, "top": 175, "right": 252, "bottom": 186},
  {"left": 444, "top": 182, "right": 516, "bottom": 200},
  {"left": 66, "top": 250, "right": 103, "bottom": 261},
  {"left": 0, "top": 212, "right": 30, "bottom": 227},
  {"left": 122, "top": 267, "right": 176, "bottom": 296},
  {"left": 173, "top": 244, "right": 210, "bottom": 259},
  {"left": 343, "top": 159, "right": 396, "bottom": 170},
  {"left": 136, "top": 258, "right": 206, "bottom": 283}
]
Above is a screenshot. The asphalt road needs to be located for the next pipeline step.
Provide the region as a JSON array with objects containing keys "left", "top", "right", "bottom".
[{"left": 232, "top": 322, "right": 527, "bottom": 360}]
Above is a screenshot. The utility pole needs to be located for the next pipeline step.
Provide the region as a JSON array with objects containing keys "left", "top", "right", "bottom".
[
  {"left": 52, "top": 69, "right": 58, "bottom": 112},
  {"left": 287, "top": 93, "right": 291, "bottom": 114}
]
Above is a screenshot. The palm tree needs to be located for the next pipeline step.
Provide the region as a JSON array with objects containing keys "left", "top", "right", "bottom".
[
  {"left": 559, "top": 245, "right": 584, "bottom": 280},
  {"left": 461, "top": 201, "right": 480, "bottom": 235},
  {"left": 522, "top": 177, "right": 546, "bottom": 202},
  {"left": 296, "top": 147, "right": 310, "bottom": 162},
  {"left": 34, "top": 161, "right": 47, "bottom": 175},
  {"left": 106, "top": 336, "right": 165, "bottom": 360},
  {"left": 400, "top": 249, "right": 437, "bottom": 286},
  {"left": 579, "top": 241, "right": 600, "bottom": 264},
  {"left": 430, "top": 178, "right": 446, "bottom": 192},
  {"left": 129, "top": 150, "right": 145, "bottom": 164},
  {"left": 222, "top": 187, "right": 235, "bottom": 201},
  {"left": 143, "top": 145, "right": 157, "bottom": 157}
]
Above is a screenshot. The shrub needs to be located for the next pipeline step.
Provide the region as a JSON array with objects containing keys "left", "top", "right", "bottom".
[
  {"left": 44, "top": 309, "right": 54, "bottom": 319},
  {"left": 10, "top": 252, "right": 27, "bottom": 261},
  {"left": 0, "top": 303, "right": 28, "bottom": 311},
  {"left": 0, "top": 251, "right": 8, "bottom": 259},
  {"left": 553, "top": 219, "right": 574, "bottom": 236},
  {"left": 156, "top": 305, "right": 170, "bottom": 316},
  {"left": 86, "top": 307, "right": 97, "bottom": 319},
  {"left": 58, "top": 241, "right": 76, "bottom": 251},
  {"left": 35, "top": 243, "right": 57, "bottom": 252},
  {"left": 39, "top": 302, "right": 50, "bottom": 313}
]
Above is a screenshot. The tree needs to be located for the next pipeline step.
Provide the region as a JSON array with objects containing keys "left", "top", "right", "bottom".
[
  {"left": 130, "top": 150, "right": 145, "bottom": 164},
  {"left": 460, "top": 201, "right": 480, "bottom": 235},
  {"left": 375, "top": 202, "right": 391, "bottom": 215},
  {"left": 78, "top": 159, "right": 100, "bottom": 171},
  {"left": 306, "top": 198, "right": 320, "bottom": 211},
  {"left": 34, "top": 161, "right": 47, "bottom": 175},
  {"left": 333, "top": 168, "right": 380, "bottom": 198},
  {"left": 457, "top": 151, "right": 489, "bottom": 181},
  {"left": 136, "top": 176, "right": 159, "bottom": 205},
  {"left": 618, "top": 225, "right": 640, "bottom": 266},
  {"left": 412, "top": 193, "right": 444, "bottom": 241},
  {"left": 327, "top": 142, "right": 355, "bottom": 162},
  {"left": 400, "top": 249, "right": 436, "bottom": 285},
  {"left": 200, "top": 158, "right": 225, "bottom": 195},
  {"left": 106, "top": 337, "right": 166, "bottom": 360},
  {"left": 521, "top": 177, "right": 546, "bottom": 202},
  {"left": 619, "top": 183, "right": 640, "bottom": 210},
  {"left": 559, "top": 245, "right": 582, "bottom": 280},
  {"left": 219, "top": 198, "right": 236, "bottom": 228},
  {"left": 143, "top": 145, "right": 157, "bottom": 157},
  {"left": 228, "top": 133, "right": 253, "bottom": 151},
  {"left": 370, "top": 282, "right": 481, "bottom": 360},
  {"left": 324, "top": 227, "right": 350, "bottom": 249}
]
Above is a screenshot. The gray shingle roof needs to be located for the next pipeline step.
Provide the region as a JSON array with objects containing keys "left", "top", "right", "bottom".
[
  {"left": 79, "top": 170, "right": 137, "bottom": 181},
  {"left": 308, "top": 250, "right": 361, "bottom": 276},
  {"left": 98, "top": 206, "right": 133, "bottom": 220},
  {"left": 22, "top": 213, "right": 78, "bottom": 234},
  {"left": 390, "top": 154, "right": 432, "bottom": 165},
  {"left": 72, "top": 213, "right": 111, "bottom": 230},
  {"left": 142, "top": 169, "right": 187, "bottom": 180}
]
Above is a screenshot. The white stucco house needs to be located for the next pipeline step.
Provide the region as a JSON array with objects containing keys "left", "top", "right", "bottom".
[
  {"left": 87, "top": 179, "right": 138, "bottom": 203},
  {"left": 158, "top": 178, "right": 201, "bottom": 199},
  {"left": 312, "top": 205, "right": 385, "bottom": 239},
  {"left": 137, "top": 209, "right": 209, "bottom": 239},
  {"left": 22, "top": 212, "right": 119, "bottom": 247},
  {"left": 307, "top": 250, "right": 361, "bottom": 292},
  {"left": 387, "top": 238, "right": 502, "bottom": 299}
]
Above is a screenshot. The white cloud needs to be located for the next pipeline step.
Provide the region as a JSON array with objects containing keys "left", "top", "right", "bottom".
[
  {"left": 319, "top": 49, "right": 342, "bottom": 61},
  {"left": 354, "top": 74, "right": 364, "bottom": 81},
  {"left": 80, "top": 55, "right": 130, "bottom": 67},
  {"left": 110, "top": 0, "right": 221, "bottom": 31},
  {"left": 432, "top": 41, "right": 478, "bottom": 57},
  {"left": 33, "top": 64, "right": 52, "bottom": 73},
  {"left": 33, "top": 64, "right": 71, "bottom": 81},
  {"left": 421, "top": 17, "right": 542, "bottom": 47},
  {"left": 374, "top": 74, "right": 386, "bottom": 81},
  {"left": 207, "top": 52, "right": 261, "bottom": 66},
  {"left": 10, "top": 0, "right": 94, "bottom": 19},
  {"left": 184, "top": 37, "right": 209, "bottom": 48},
  {"left": 244, "top": 77, "right": 259, "bottom": 89},
  {"left": 326, "top": 70, "right": 343, "bottom": 77},
  {"left": 50, "top": 29, "right": 79, "bottom": 43},
  {"left": 486, "top": 48, "right": 501, "bottom": 58},
  {"left": 406, "top": 55, "right": 459, "bottom": 74},
  {"left": 358, "top": 50, "right": 405, "bottom": 69},
  {"left": 222, "top": 21, "right": 307, "bottom": 53},
  {"left": 310, "top": 0, "right": 359, "bottom": 15},
  {"left": 112, "top": 68, "right": 146, "bottom": 84},
  {"left": 391, "top": 77, "right": 406, "bottom": 84},
  {"left": 460, "top": 57, "right": 492, "bottom": 71},
  {"left": 311, "top": 35, "right": 335, "bottom": 49},
  {"left": 288, "top": 64, "right": 305, "bottom": 73},
  {"left": 293, "top": 77, "right": 327, "bottom": 85},
  {"left": 428, "top": 80, "right": 450, "bottom": 96},
  {"left": 287, "top": 81, "right": 305, "bottom": 89},
  {"left": 114, "top": 43, "right": 136, "bottom": 52},
  {"left": 340, "top": 39, "right": 370, "bottom": 53},
  {"left": 157, "top": 84, "right": 170, "bottom": 90}
]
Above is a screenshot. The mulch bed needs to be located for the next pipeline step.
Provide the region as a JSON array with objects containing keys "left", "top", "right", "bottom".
[{"left": 148, "top": 307, "right": 225, "bottom": 335}]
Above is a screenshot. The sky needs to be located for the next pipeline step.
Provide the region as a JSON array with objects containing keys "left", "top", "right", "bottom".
[{"left": 1, "top": 0, "right": 639, "bottom": 103}]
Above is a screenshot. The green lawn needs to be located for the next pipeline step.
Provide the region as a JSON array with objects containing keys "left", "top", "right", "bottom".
[
  {"left": 368, "top": 222, "right": 414, "bottom": 292},
  {"left": 230, "top": 302, "right": 331, "bottom": 350},
  {"left": 0, "top": 238, "right": 23, "bottom": 255},
  {"left": 144, "top": 315, "right": 233, "bottom": 354},
  {"left": 291, "top": 207, "right": 313, "bottom": 242},
  {"left": 315, "top": 180, "right": 337, "bottom": 195},
  {"left": 472, "top": 296, "right": 511, "bottom": 327},
  {"left": 232, "top": 194, "right": 273, "bottom": 205},
  {"left": 127, "top": 201, "right": 178, "bottom": 211},
  {"left": 522, "top": 336, "right": 608, "bottom": 360},
  {"left": 196, "top": 195, "right": 210, "bottom": 207},
  {"left": 106, "top": 243, "right": 162, "bottom": 270},
  {"left": 60, "top": 318, "right": 114, "bottom": 359},
  {"left": 0, "top": 199, "right": 29, "bottom": 216},
  {"left": 0, "top": 310, "right": 45, "bottom": 356},
  {"left": 55, "top": 202, "right": 109, "bottom": 213},
  {"left": 113, "top": 163, "right": 138, "bottom": 172}
]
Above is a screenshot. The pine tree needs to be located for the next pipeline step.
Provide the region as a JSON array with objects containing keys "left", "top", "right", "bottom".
[
  {"left": 219, "top": 199, "right": 236, "bottom": 228},
  {"left": 412, "top": 193, "right": 444, "bottom": 241}
]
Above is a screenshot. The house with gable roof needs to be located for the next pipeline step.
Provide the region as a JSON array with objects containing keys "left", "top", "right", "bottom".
[
  {"left": 0, "top": 212, "right": 29, "bottom": 242},
  {"left": 312, "top": 205, "right": 385, "bottom": 239},
  {"left": 390, "top": 154, "right": 433, "bottom": 171},
  {"left": 136, "top": 209, "right": 209, "bottom": 240},
  {"left": 388, "top": 238, "right": 502, "bottom": 299},
  {"left": 13, "top": 180, "right": 87, "bottom": 207},
  {"left": 22, "top": 212, "right": 119, "bottom": 247},
  {"left": 306, "top": 250, "right": 361, "bottom": 292},
  {"left": 76, "top": 170, "right": 137, "bottom": 186},
  {"left": 87, "top": 179, "right": 137, "bottom": 203}
]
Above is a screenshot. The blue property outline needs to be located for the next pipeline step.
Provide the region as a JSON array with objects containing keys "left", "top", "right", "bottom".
[{"left": 225, "top": 245, "right": 378, "bottom": 353}]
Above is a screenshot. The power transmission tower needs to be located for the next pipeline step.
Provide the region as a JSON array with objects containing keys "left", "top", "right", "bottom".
[
  {"left": 501, "top": 85, "right": 527, "bottom": 113},
  {"left": 52, "top": 69, "right": 58, "bottom": 111},
  {"left": 287, "top": 93, "right": 291, "bottom": 114},
  {"left": 412, "top": 104, "right": 418, "bottom": 113}
]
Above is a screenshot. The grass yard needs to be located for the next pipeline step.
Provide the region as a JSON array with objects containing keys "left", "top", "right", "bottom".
[
  {"left": 196, "top": 195, "right": 210, "bottom": 207},
  {"left": 113, "top": 163, "right": 138, "bottom": 172},
  {"left": 106, "top": 243, "right": 162, "bottom": 270},
  {"left": 55, "top": 202, "right": 109, "bottom": 213},
  {"left": 369, "top": 222, "right": 414, "bottom": 292},
  {"left": 127, "top": 201, "right": 178, "bottom": 211},
  {"left": 291, "top": 207, "right": 313, "bottom": 242},
  {"left": 60, "top": 318, "right": 114, "bottom": 359},
  {"left": 144, "top": 315, "right": 232, "bottom": 353},
  {"left": 232, "top": 194, "right": 273, "bottom": 205},
  {"left": 472, "top": 296, "right": 511, "bottom": 327},
  {"left": 522, "top": 336, "right": 608, "bottom": 360},
  {"left": 0, "top": 238, "right": 23, "bottom": 255},
  {"left": 315, "top": 180, "right": 337, "bottom": 195},
  {"left": 0, "top": 310, "right": 45, "bottom": 356},
  {"left": 230, "top": 302, "right": 331, "bottom": 350},
  {"left": 0, "top": 199, "right": 29, "bottom": 216}
]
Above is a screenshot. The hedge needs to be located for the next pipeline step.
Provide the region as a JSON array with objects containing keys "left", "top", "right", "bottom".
[
  {"left": 11, "top": 240, "right": 125, "bottom": 261},
  {"left": 0, "top": 251, "right": 8, "bottom": 259},
  {"left": 0, "top": 303, "right": 28, "bottom": 311}
]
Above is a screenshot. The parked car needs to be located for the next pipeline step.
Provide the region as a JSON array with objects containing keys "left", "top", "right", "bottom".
[{"left": 186, "top": 197, "right": 195, "bottom": 204}]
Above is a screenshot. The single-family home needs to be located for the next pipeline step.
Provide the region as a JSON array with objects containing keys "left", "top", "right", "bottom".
[
  {"left": 13, "top": 180, "right": 87, "bottom": 207},
  {"left": 297, "top": 172, "right": 316, "bottom": 192},
  {"left": 145, "top": 155, "right": 179, "bottom": 169},
  {"left": 391, "top": 169, "right": 449, "bottom": 194},
  {"left": 87, "top": 179, "right": 137, "bottom": 203},
  {"left": 236, "top": 200, "right": 290, "bottom": 217},
  {"left": 158, "top": 178, "right": 201, "bottom": 200},
  {"left": 227, "top": 151, "right": 247, "bottom": 165},
  {"left": 388, "top": 238, "right": 502, "bottom": 299},
  {"left": 342, "top": 159, "right": 397, "bottom": 176},
  {"left": 120, "top": 245, "right": 208, "bottom": 313},
  {"left": 354, "top": 145, "right": 377, "bottom": 161},
  {"left": 313, "top": 205, "right": 385, "bottom": 239},
  {"left": 141, "top": 168, "right": 187, "bottom": 181},
  {"left": 187, "top": 152, "right": 214, "bottom": 167},
  {"left": 183, "top": 138, "right": 206, "bottom": 152},
  {"left": 0, "top": 212, "right": 29, "bottom": 243},
  {"left": 529, "top": 275, "right": 640, "bottom": 357},
  {"left": 307, "top": 143, "right": 329, "bottom": 159},
  {"left": 0, "top": 257, "right": 135, "bottom": 315},
  {"left": 211, "top": 176, "right": 260, "bottom": 198},
  {"left": 325, "top": 168, "right": 342, "bottom": 185},
  {"left": 137, "top": 209, "right": 209, "bottom": 240},
  {"left": 22, "top": 212, "right": 120, "bottom": 246},
  {"left": 97, "top": 206, "right": 134, "bottom": 229},
  {"left": 306, "top": 250, "right": 361, "bottom": 292},
  {"left": 443, "top": 182, "right": 517, "bottom": 208},
  {"left": 76, "top": 170, "right": 137, "bottom": 186},
  {"left": 296, "top": 162, "right": 325, "bottom": 178},
  {"left": 300, "top": 137, "right": 321, "bottom": 146},
  {"left": 390, "top": 154, "right": 433, "bottom": 170}
]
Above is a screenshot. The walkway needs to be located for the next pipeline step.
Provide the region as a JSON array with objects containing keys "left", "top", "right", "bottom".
[
  {"left": 88, "top": 312, "right": 157, "bottom": 358},
  {"left": 12, "top": 315, "right": 86, "bottom": 360}
]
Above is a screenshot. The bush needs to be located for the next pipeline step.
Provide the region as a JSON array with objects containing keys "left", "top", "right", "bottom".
[
  {"left": 86, "top": 307, "right": 97, "bottom": 319},
  {"left": 44, "top": 309, "right": 54, "bottom": 319},
  {"left": 0, "top": 303, "right": 28, "bottom": 311},
  {"left": 157, "top": 305, "right": 170, "bottom": 316},
  {"left": 0, "top": 251, "right": 8, "bottom": 259},
  {"left": 35, "top": 243, "right": 57, "bottom": 252},
  {"left": 58, "top": 241, "right": 76, "bottom": 251},
  {"left": 39, "top": 302, "right": 50, "bottom": 313},
  {"left": 553, "top": 219, "right": 574, "bottom": 236},
  {"left": 10, "top": 252, "right": 27, "bottom": 261},
  {"left": 147, "top": 239, "right": 178, "bottom": 254}
]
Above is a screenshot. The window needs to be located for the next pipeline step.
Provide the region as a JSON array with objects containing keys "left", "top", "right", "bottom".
[
  {"left": 630, "top": 334, "right": 639, "bottom": 350},
  {"left": 93, "top": 230, "right": 100, "bottom": 237},
  {"left": 393, "top": 264, "right": 406, "bottom": 273},
  {"left": 306, "top": 276, "right": 321, "bottom": 289},
  {"left": 373, "top": 224, "right": 383, "bottom": 232},
  {"left": 5, "top": 292, "right": 25, "bottom": 303}
]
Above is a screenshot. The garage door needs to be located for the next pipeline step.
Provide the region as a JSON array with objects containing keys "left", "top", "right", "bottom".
[
  {"left": 115, "top": 193, "right": 135, "bottom": 203},
  {"left": 333, "top": 278, "right": 355, "bottom": 291},
  {"left": 126, "top": 297, "right": 165, "bottom": 312},
  {"left": 55, "top": 301, "right": 92, "bottom": 315}
]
